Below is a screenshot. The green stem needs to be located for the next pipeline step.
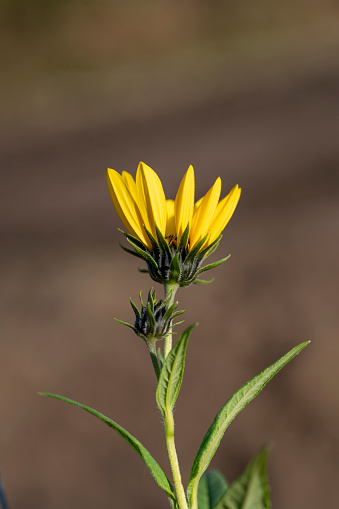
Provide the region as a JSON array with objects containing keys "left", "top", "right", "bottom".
[
  {"left": 147, "top": 338, "right": 160, "bottom": 381},
  {"left": 163, "top": 281, "right": 179, "bottom": 359},
  {"left": 164, "top": 409, "right": 188, "bottom": 509}
]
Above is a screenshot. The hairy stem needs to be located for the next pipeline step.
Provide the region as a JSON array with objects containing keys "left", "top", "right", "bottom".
[
  {"left": 164, "top": 409, "right": 188, "bottom": 509},
  {"left": 163, "top": 281, "right": 179, "bottom": 359}
]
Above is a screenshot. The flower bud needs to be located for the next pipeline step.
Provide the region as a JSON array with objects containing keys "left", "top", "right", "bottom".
[
  {"left": 115, "top": 289, "right": 185, "bottom": 342},
  {"left": 132, "top": 289, "right": 184, "bottom": 341}
]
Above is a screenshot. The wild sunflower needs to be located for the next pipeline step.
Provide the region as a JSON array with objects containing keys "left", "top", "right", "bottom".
[{"left": 107, "top": 162, "right": 241, "bottom": 286}]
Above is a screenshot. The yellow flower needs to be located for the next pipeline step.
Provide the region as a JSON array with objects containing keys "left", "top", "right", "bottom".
[{"left": 107, "top": 162, "right": 241, "bottom": 252}]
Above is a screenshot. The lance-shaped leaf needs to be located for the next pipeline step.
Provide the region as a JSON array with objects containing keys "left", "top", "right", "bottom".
[
  {"left": 197, "top": 470, "right": 228, "bottom": 509},
  {"left": 156, "top": 324, "right": 196, "bottom": 415},
  {"left": 187, "top": 341, "right": 310, "bottom": 508},
  {"left": 40, "top": 393, "right": 177, "bottom": 504},
  {"left": 221, "top": 447, "right": 271, "bottom": 509}
]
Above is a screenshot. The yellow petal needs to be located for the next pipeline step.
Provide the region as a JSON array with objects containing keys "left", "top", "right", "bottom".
[
  {"left": 136, "top": 162, "right": 167, "bottom": 238},
  {"left": 122, "top": 171, "right": 138, "bottom": 201},
  {"left": 135, "top": 165, "right": 152, "bottom": 235},
  {"left": 190, "top": 177, "right": 221, "bottom": 248},
  {"left": 207, "top": 185, "right": 241, "bottom": 245},
  {"left": 106, "top": 168, "right": 151, "bottom": 248},
  {"left": 194, "top": 197, "right": 203, "bottom": 212},
  {"left": 166, "top": 199, "right": 176, "bottom": 237},
  {"left": 175, "top": 165, "right": 195, "bottom": 243}
]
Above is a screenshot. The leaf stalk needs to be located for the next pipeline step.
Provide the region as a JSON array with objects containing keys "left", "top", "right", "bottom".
[{"left": 147, "top": 338, "right": 161, "bottom": 381}]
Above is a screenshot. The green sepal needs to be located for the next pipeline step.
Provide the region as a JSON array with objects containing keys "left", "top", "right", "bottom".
[
  {"left": 221, "top": 447, "right": 271, "bottom": 509},
  {"left": 197, "top": 470, "right": 228, "bottom": 509},
  {"left": 114, "top": 318, "right": 136, "bottom": 332},
  {"left": 173, "top": 320, "right": 185, "bottom": 327},
  {"left": 147, "top": 288, "right": 155, "bottom": 313},
  {"left": 130, "top": 298, "right": 141, "bottom": 319},
  {"left": 146, "top": 302, "right": 156, "bottom": 329},
  {"left": 196, "top": 255, "right": 230, "bottom": 277},
  {"left": 156, "top": 324, "right": 196, "bottom": 415},
  {"left": 185, "top": 233, "right": 209, "bottom": 264},
  {"left": 187, "top": 341, "right": 310, "bottom": 507},
  {"left": 120, "top": 244, "right": 144, "bottom": 258},
  {"left": 40, "top": 393, "right": 178, "bottom": 505},
  {"left": 169, "top": 253, "right": 181, "bottom": 282},
  {"left": 177, "top": 223, "right": 190, "bottom": 251},
  {"left": 120, "top": 229, "right": 148, "bottom": 252},
  {"left": 197, "top": 235, "right": 222, "bottom": 260},
  {"left": 155, "top": 224, "right": 172, "bottom": 259},
  {"left": 163, "top": 302, "right": 179, "bottom": 322},
  {"left": 126, "top": 237, "right": 161, "bottom": 277},
  {"left": 194, "top": 278, "right": 215, "bottom": 285},
  {"left": 144, "top": 226, "right": 160, "bottom": 253},
  {"left": 138, "top": 268, "right": 149, "bottom": 273},
  {"left": 172, "top": 309, "right": 186, "bottom": 319}
]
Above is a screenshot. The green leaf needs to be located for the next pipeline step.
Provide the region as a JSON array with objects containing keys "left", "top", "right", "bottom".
[
  {"left": 39, "top": 393, "right": 177, "bottom": 504},
  {"left": 221, "top": 447, "right": 271, "bottom": 509},
  {"left": 156, "top": 324, "right": 196, "bottom": 415},
  {"left": 198, "top": 470, "right": 228, "bottom": 509},
  {"left": 187, "top": 341, "right": 310, "bottom": 507}
]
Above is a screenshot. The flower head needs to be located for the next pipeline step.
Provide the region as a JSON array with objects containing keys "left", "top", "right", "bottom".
[{"left": 107, "top": 162, "right": 241, "bottom": 285}]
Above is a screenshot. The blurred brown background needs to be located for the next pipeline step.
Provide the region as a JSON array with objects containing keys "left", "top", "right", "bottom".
[{"left": 1, "top": 1, "right": 338, "bottom": 508}]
